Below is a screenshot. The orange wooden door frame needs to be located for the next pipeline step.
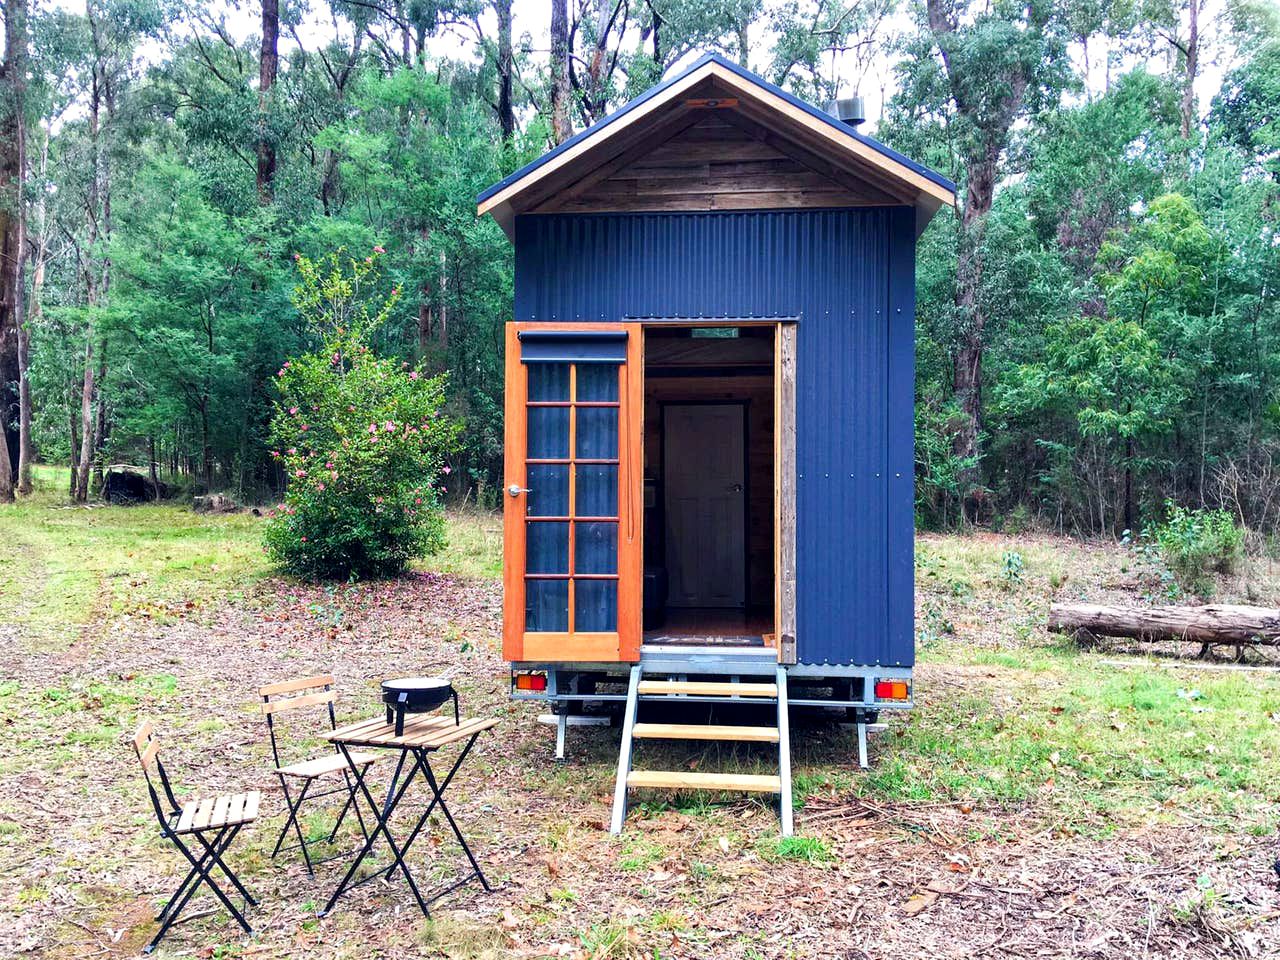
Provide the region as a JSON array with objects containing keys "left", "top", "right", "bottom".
[{"left": 503, "top": 321, "right": 643, "bottom": 663}]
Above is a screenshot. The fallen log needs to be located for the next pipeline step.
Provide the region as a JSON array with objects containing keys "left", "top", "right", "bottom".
[{"left": 1048, "top": 603, "right": 1280, "bottom": 649}]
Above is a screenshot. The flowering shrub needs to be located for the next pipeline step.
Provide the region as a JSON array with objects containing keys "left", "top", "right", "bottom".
[{"left": 263, "top": 249, "right": 460, "bottom": 579}]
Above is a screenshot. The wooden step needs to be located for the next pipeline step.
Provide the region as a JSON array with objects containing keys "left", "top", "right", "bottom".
[
  {"left": 626, "top": 770, "right": 782, "bottom": 793},
  {"left": 632, "top": 722, "right": 779, "bottom": 743},
  {"left": 637, "top": 680, "right": 778, "bottom": 698}
]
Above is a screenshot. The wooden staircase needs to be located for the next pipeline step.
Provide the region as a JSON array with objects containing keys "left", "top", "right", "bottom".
[{"left": 609, "top": 665, "right": 793, "bottom": 836}]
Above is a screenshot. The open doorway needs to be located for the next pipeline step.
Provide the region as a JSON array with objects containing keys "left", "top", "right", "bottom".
[{"left": 642, "top": 325, "right": 775, "bottom": 646}]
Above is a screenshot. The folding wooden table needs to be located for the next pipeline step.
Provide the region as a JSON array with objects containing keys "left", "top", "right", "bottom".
[{"left": 318, "top": 712, "right": 497, "bottom": 918}]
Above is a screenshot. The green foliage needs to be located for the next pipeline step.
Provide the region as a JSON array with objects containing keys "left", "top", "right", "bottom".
[
  {"left": 263, "top": 251, "right": 460, "bottom": 579},
  {"left": 1151, "top": 503, "right": 1245, "bottom": 596}
]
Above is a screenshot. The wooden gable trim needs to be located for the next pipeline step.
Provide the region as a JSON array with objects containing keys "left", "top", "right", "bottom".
[
  {"left": 478, "top": 60, "right": 954, "bottom": 222},
  {"left": 717, "top": 109, "right": 910, "bottom": 205},
  {"left": 529, "top": 108, "right": 706, "bottom": 214}
]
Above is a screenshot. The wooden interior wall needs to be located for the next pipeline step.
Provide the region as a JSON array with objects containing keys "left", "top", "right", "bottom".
[
  {"left": 546, "top": 113, "right": 900, "bottom": 214},
  {"left": 643, "top": 373, "right": 774, "bottom": 608}
]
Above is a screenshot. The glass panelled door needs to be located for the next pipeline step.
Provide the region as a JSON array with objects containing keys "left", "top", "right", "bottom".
[{"left": 503, "top": 323, "right": 642, "bottom": 662}]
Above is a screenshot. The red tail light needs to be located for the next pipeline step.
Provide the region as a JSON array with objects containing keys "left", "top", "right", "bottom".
[
  {"left": 874, "top": 680, "right": 909, "bottom": 700},
  {"left": 515, "top": 673, "right": 547, "bottom": 692}
]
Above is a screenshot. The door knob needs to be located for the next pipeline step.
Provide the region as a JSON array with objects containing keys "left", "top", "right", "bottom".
[
  {"left": 508, "top": 483, "right": 531, "bottom": 497},
  {"left": 727, "top": 483, "right": 743, "bottom": 493}
]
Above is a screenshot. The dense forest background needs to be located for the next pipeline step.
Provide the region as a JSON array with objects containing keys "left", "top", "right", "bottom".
[{"left": 1, "top": 0, "right": 1279, "bottom": 537}]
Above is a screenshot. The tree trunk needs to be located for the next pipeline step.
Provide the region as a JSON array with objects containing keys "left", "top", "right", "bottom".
[
  {"left": 257, "top": 0, "right": 279, "bottom": 201},
  {"left": 550, "top": 0, "right": 571, "bottom": 144},
  {"left": 950, "top": 151, "right": 997, "bottom": 515},
  {"left": 1179, "top": 0, "right": 1199, "bottom": 140},
  {"left": 496, "top": 0, "right": 514, "bottom": 143},
  {"left": 16, "top": 127, "right": 45, "bottom": 496},
  {"left": 91, "top": 353, "right": 107, "bottom": 494},
  {"left": 74, "top": 343, "right": 94, "bottom": 502},
  {"left": 1048, "top": 603, "right": 1280, "bottom": 646},
  {"left": 0, "top": 0, "right": 28, "bottom": 502},
  {"left": 148, "top": 434, "right": 159, "bottom": 497}
]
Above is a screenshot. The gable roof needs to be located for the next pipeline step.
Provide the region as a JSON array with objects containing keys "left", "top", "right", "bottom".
[{"left": 477, "top": 52, "right": 955, "bottom": 238}]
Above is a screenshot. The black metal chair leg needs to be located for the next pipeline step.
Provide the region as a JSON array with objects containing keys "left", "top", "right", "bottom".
[
  {"left": 147, "top": 828, "right": 251, "bottom": 953},
  {"left": 289, "top": 779, "right": 316, "bottom": 875},
  {"left": 192, "top": 826, "right": 257, "bottom": 907},
  {"left": 154, "top": 830, "right": 222, "bottom": 922},
  {"left": 158, "top": 823, "right": 242, "bottom": 920},
  {"left": 327, "top": 766, "right": 361, "bottom": 843},
  {"left": 271, "top": 775, "right": 297, "bottom": 858}
]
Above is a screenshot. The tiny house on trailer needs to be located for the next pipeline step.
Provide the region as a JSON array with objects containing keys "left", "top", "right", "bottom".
[{"left": 477, "top": 53, "right": 955, "bottom": 835}]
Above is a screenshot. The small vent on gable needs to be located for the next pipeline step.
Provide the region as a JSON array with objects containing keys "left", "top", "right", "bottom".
[{"left": 823, "top": 96, "right": 866, "bottom": 127}]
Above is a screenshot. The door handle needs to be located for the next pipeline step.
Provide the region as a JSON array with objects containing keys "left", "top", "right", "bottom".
[
  {"left": 507, "top": 483, "right": 531, "bottom": 497},
  {"left": 727, "top": 483, "right": 743, "bottom": 493}
]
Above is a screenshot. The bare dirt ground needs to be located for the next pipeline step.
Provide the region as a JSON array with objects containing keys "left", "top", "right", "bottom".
[{"left": 2, "top": 525, "right": 1279, "bottom": 959}]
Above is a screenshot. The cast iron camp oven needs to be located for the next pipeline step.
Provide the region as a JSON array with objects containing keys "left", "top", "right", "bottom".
[{"left": 381, "top": 677, "right": 459, "bottom": 735}]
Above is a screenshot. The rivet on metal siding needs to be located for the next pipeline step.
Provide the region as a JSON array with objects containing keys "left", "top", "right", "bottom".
[{"left": 895, "top": 473, "right": 902, "bottom": 478}]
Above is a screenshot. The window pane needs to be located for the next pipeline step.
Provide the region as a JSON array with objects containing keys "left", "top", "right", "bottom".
[
  {"left": 576, "top": 464, "right": 617, "bottom": 516},
  {"left": 576, "top": 364, "right": 619, "bottom": 402},
  {"left": 576, "top": 407, "right": 618, "bottom": 459},
  {"left": 528, "top": 407, "right": 570, "bottom": 459},
  {"left": 575, "top": 521, "right": 617, "bottom": 574},
  {"left": 526, "top": 465, "right": 568, "bottom": 517},
  {"left": 575, "top": 579, "right": 617, "bottom": 632},
  {"left": 526, "top": 521, "right": 569, "bottom": 574},
  {"left": 526, "top": 579, "right": 568, "bottom": 632},
  {"left": 528, "top": 363, "right": 570, "bottom": 401}
]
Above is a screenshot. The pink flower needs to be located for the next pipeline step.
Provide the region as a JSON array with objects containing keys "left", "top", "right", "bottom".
[
  {"left": 375, "top": 496, "right": 384, "bottom": 504},
  {"left": 289, "top": 406, "right": 298, "bottom": 415},
  {"left": 293, "top": 252, "right": 300, "bottom": 261},
  {"left": 415, "top": 497, "right": 422, "bottom": 505},
  {"left": 373, "top": 245, "right": 385, "bottom": 254},
  {"left": 409, "top": 371, "right": 419, "bottom": 380},
  {"left": 392, "top": 286, "right": 400, "bottom": 296},
  {"left": 295, "top": 469, "right": 306, "bottom": 478},
  {"left": 331, "top": 353, "right": 340, "bottom": 365},
  {"left": 325, "top": 461, "right": 334, "bottom": 469},
  {"left": 300, "top": 424, "right": 309, "bottom": 432},
  {"left": 368, "top": 424, "right": 378, "bottom": 434},
  {"left": 277, "top": 369, "right": 285, "bottom": 377},
  {"left": 284, "top": 361, "right": 291, "bottom": 368},
  {"left": 384, "top": 421, "right": 395, "bottom": 432},
  {"left": 300, "top": 536, "right": 307, "bottom": 542},
  {"left": 317, "top": 483, "right": 325, "bottom": 491},
  {"left": 270, "top": 450, "right": 280, "bottom": 458},
  {"left": 288, "top": 447, "right": 297, "bottom": 455},
  {"left": 442, "top": 465, "right": 451, "bottom": 475},
  {"left": 329, "top": 471, "right": 338, "bottom": 480}
]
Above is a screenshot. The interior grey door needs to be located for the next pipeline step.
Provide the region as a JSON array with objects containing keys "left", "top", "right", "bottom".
[{"left": 663, "top": 403, "right": 746, "bottom": 608}]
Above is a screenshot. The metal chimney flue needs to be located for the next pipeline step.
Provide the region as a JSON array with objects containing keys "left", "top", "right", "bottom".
[{"left": 824, "top": 96, "right": 866, "bottom": 127}]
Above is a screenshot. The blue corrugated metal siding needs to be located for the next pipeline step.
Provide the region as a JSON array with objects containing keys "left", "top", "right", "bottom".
[{"left": 514, "top": 208, "right": 916, "bottom": 668}]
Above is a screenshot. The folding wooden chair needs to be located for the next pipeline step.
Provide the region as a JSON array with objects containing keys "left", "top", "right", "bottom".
[
  {"left": 133, "top": 721, "right": 260, "bottom": 954},
  {"left": 259, "top": 675, "right": 377, "bottom": 875}
]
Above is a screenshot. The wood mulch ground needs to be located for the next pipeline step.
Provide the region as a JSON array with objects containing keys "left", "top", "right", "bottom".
[{"left": 1, "top": 566, "right": 1278, "bottom": 959}]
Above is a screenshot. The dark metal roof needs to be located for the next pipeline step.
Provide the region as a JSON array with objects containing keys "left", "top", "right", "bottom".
[{"left": 476, "top": 52, "right": 955, "bottom": 205}]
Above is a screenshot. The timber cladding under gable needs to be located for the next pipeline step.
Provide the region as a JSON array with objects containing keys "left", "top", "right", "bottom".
[
  {"left": 535, "top": 114, "right": 903, "bottom": 215},
  {"left": 514, "top": 207, "right": 917, "bottom": 668}
]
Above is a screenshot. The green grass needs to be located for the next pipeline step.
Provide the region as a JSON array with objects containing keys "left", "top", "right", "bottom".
[
  {"left": 756, "top": 835, "right": 833, "bottom": 863},
  {"left": 0, "top": 465, "right": 502, "bottom": 648},
  {"left": 859, "top": 656, "right": 1280, "bottom": 834}
]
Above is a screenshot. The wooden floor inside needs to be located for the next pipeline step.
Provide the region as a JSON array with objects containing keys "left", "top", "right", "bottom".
[{"left": 644, "top": 607, "right": 771, "bottom": 645}]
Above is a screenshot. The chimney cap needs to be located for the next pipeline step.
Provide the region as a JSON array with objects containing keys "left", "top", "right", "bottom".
[{"left": 824, "top": 96, "right": 866, "bottom": 127}]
